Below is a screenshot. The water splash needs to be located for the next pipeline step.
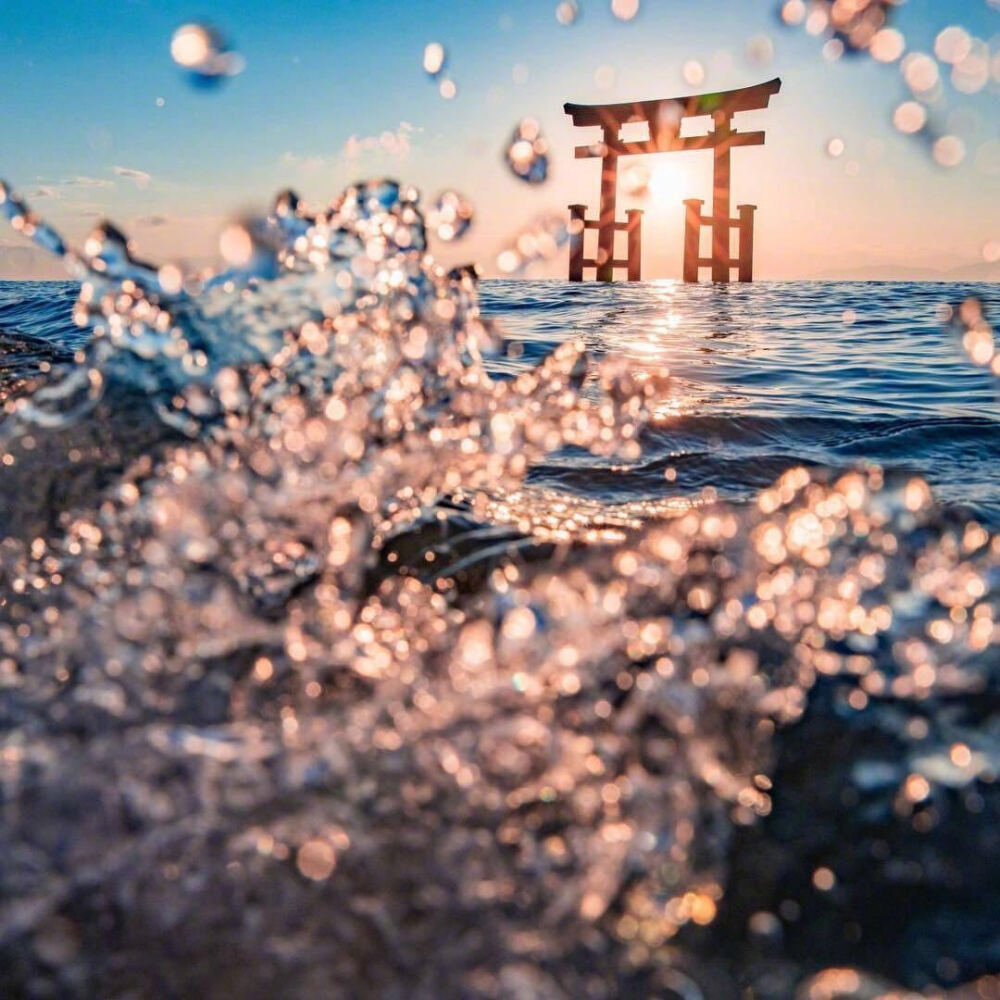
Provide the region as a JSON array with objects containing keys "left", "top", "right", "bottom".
[
  {"left": 0, "top": 180, "right": 72, "bottom": 262},
  {"left": 0, "top": 174, "right": 996, "bottom": 997}
]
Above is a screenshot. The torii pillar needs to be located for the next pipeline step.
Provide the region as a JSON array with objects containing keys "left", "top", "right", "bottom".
[{"left": 564, "top": 77, "right": 781, "bottom": 283}]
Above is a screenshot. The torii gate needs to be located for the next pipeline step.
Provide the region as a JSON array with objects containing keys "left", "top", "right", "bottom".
[{"left": 565, "top": 77, "right": 781, "bottom": 283}]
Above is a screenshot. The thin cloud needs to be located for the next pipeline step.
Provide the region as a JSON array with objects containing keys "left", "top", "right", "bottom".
[
  {"left": 29, "top": 186, "right": 61, "bottom": 200},
  {"left": 281, "top": 152, "right": 333, "bottom": 173},
  {"left": 344, "top": 122, "right": 416, "bottom": 160},
  {"left": 281, "top": 123, "right": 420, "bottom": 172},
  {"left": 59, "top": 175, "right": 113, "bottom": 188},
  {"left": 113, "top": 166, "right": 151, "bottom": 189}
]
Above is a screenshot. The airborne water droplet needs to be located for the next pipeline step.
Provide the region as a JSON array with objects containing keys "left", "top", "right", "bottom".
[
  {"left": 893, "top": 101, "right": 926, "bottom": 134},
  {"left": 423, "top": 42, "right": 446, "bottom": 77},
  {"left": 170, "top": 22, "right": 245, "bottom": 86},
  {"left": 504, "top": 119, "right": 549, "bottom": 185},
  {"left": 933, "top": 135, "right": 965, "bottom": 168},
  {"left": 555, "top": 1, "right": 578, "bottom": 26},
  {"left": 682, "top": 60, "right": 705, "bottom": 86},
  {"left": 611, "top": 0, "right": 639, "bottom": 22},
  {"left": 621, "top": 162, "right": 650, "bottom": 196},
  {"left": 428, "top": 190, "right": 474, "bottom": 242}
]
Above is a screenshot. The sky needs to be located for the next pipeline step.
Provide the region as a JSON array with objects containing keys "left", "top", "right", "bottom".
[{"left": 0, "top": 0, "right": 997, "bottom": 281}]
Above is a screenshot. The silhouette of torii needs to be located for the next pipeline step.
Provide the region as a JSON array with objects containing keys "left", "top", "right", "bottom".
[{"left": 565, "top": 77, "right": 781, "bottom": 283}]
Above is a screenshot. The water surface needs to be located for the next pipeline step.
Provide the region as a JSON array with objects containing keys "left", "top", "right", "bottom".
[
  {"left": 5, "top": 277, "right": 997, "bottom": 520},
  {"left": 483, "top": 279, "right": 1000, "bottom": 520}
]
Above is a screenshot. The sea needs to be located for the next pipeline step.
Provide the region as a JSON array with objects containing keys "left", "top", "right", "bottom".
[
  {"left": 1, "top": 247, "right": 998, "bottom": 997},
  {"left": 4, "top": 277, "right": 999, "bottom": 520}
]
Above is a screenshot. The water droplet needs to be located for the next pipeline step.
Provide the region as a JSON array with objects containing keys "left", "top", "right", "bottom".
[
  {"left": 296, "top": 839, "right": 337, "bottom": 881},
  {"left": 439, "top": 78, "right": 457, "bottom": 100},
  {"left": 219, "top": 224, "right": 255, "bottom": 266},
  {"left": 812, "top": 867, "right": 836, "bottom": 891},
  {"left": 170, "top": 23, "right": 214, "bottom": 68},
  {"left": 934, "top": 26, "right": 971, "bottom": 65},
  {"left": 556, "top": 1, "right": 578, "bottom": 26},
  {"left": 805, "top": 7, "right": 829, "bottom": 36},
  {"left": 893, "top": 100, "right": 926, "bottom": 134},
  {"left": 594, "top": 64, "right": 616, "bottom": 89},
  {"left": 621, "top": 162, "right": 650, "bottom": 196},
  {"left": 496, "top": 213, "right": 568, "bottom": 273},
  {"left": 497, "top": 248, "right": 521, "bottom": 274},
  {"left": 610, "top": 0, "right": 639, "bottom": 22},
  {"left": 951, "top": 39, "right": 990, "bottom": 94},
  {"left": 826, "top": 137, "right": 845, "bottom": 158},
  {"left": 901, "top": 52, "right": 939, "bottom": 93},
  {"left": 170, "top": 23, "right": 244, "bottom": 85},
  {"left": 504, "top": 119, "right": 549, "bottom": 185},
  {"left": 423, "top": 42, "right": 446, "bottom": 77},
  {"left": 869, "top": 28, "right": 904, "bottom": 63},
  {"left": 932, "top": 135, "right": 965, "bottom": 168},
  {"left": 157, "top": 264, "right": 184, "bottom": 296},
  {"left": 682, "top": 60, "right": 705, "bottom": 86},
  {"left": 780, "top": 0, "right": 805, "bottom": 26},
  {"left": 428, "top": 190, "right": 474, "bottom": 242},
  {"left": 822, "top": 38, "right": 845, "bottom": 62},
  {"left": 745, "top": 34, "right": 774, "bottom": 65}
]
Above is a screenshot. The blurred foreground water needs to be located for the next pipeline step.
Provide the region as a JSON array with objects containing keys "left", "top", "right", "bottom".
[{"left": 0, "top": 184, "right": 997, "bottom": 998}]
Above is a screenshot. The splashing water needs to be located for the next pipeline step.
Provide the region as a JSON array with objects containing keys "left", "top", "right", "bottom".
[{"left": 0, "top": 176, "right": 997, "bottom": 998}]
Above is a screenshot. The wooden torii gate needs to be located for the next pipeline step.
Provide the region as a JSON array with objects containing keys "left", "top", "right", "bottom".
[{"left": 565, "top": 77, "right": 781, "bottom": 283}]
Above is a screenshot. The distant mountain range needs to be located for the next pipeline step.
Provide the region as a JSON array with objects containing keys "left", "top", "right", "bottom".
[
  {"left": 2, "top": 243, "right": 998, "bottom": 284},
  {"left": 0, "top": 244, "right": 69, "bottom": 281},
  {"left": 810, "top": 260, "right": 999, "bottom": 282}
]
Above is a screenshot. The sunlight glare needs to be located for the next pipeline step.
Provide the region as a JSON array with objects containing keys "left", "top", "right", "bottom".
[{"left": 648, "top": 160, "right": 685, "bottom": 204}]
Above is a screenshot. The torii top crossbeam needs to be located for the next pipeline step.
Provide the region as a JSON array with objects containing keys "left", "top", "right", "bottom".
[
  {"left": 564, "top": 77, "right": 781, "bottom": 155},
  {"left": 564, "top": 78, "right": 781, "bottom": 283}
]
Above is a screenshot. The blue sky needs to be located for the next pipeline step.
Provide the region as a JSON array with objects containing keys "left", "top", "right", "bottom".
[{"left": 1, "top": 0, "right": 997, "bottom": 278}]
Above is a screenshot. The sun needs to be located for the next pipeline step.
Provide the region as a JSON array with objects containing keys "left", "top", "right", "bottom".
[{"left": 648, "top": 159, "right": 687, "bottom": 205}]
